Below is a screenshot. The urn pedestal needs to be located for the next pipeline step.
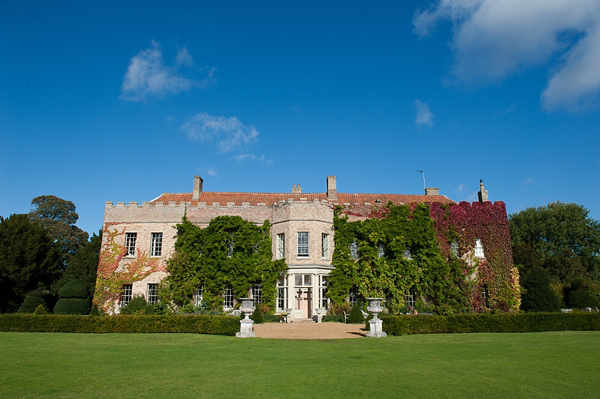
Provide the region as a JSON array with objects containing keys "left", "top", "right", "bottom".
[
  {"left": 366, "top": 297, "right": 387, "bottom": 338},
  {"left": 236, "top": 298, "right": 256, "bottom": 338}
]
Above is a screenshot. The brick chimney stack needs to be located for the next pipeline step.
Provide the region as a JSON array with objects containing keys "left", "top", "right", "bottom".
[
  {"left": 425, "top": 187, "right": 440, "bottom": 196},
  {"left": 326, "top": 175, "right": 338, "bottom": 201},
  {"left": 478, "top": 179, "right": 489, "bottom": 203},
  {"left": 193, "top": 176, "right": 203, "bottom": 201},
  {"left": 292, "top": 184, "right": 302, "bottom": 194}
]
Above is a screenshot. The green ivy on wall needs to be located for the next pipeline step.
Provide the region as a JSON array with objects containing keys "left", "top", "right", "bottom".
[
  {"left": 161, "top": 215, "right": 287, "bottom": 312},
  {"left": 328, "top": 202, "right": 478, "bottom": 315}
]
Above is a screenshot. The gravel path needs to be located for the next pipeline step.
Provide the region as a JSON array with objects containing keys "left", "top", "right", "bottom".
[{"left": 253, "top": 322, "right": 366, "bottom": 339}]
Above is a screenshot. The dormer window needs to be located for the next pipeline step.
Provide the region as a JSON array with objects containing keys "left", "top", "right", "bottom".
[{"left": 474, "top": 239, "right": 485, "bottom": 258}]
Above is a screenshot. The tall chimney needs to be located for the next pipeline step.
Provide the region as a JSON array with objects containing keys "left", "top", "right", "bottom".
[
  {"left": 193, "top": 176, "right": 203, "bottom": 201},
  {"left": 326, "top": 175, "right": 338, "bottom": 201},
  {"left": 478, "top": 179, "right": 489, "bottom": 203},
  {"left": 292, "top": 184, "right": 302, "bottom": 194},
  {"left": 425, "top": 187, "right": 439, "bottom": 196}
]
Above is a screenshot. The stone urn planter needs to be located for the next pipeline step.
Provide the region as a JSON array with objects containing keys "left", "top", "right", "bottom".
[
  {"left": 366, "top": 297, "right": 386, "bottom": 338},
  {"left": 236, "top": 298, "right": 256, "bottom": 338}
]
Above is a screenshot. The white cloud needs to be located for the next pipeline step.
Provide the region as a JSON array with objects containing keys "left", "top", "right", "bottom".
[
  {"left": 204, "top": 167, "right": 218, "bottom": 176},
  {"left": 524, "top": 177, "right": 534, "bottom": 185},
  {"left": 181, "top": 112, "right": 259, "bottom": 153},
  {"left": 233, "top": 154, "right": 265, "bottom": 162},
  {"left": 455, "top": 183, "right": 466, "bottom": 193},
  {"left": 120, "top": 41, "right": 216, "bottom": 102},
  {"left": 414, "top": 0, "right": 600, "bottom": 111},
  {"left": 414, "top": 100, "right": 434, "bottom": 127}
]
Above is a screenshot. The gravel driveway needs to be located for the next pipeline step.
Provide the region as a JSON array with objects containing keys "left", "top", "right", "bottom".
[{"left": 253, "top": 322, "right": 366, "bottom": 339}]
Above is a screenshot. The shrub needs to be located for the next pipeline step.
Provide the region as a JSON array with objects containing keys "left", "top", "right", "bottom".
[
  {"left": 58, "top": 279, "right": 88, "bottom": 298},
  {"left": 18, "top": 290, "right": 47, "bottom": 314},
  {"left": 54, "top": 279, "right": 90, "bottom": 315},
  {"left": 347, "top": 304, "right": 364, "bottom": 324},
  {"left": 251, "top": 306, "right": 264, "bottom": 324},
  {"left": 521, "top": 266, "right": 561, "bottom": 312},
  {"left": 89, "top": 305, "right": 102, "bottom": 316},
  {"left": 119, "top": 296, "right": 148, "bottom": 315},
  {"left": 33, "top": 304, "right": 48, "bottom": 315},
  {"left": 568, "top": 291, "right": 600, "bottom": 309}
]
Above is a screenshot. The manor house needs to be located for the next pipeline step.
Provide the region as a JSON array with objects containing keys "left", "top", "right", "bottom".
[{"left": 97, "top": 175, "right": 515, "bottom": 316}]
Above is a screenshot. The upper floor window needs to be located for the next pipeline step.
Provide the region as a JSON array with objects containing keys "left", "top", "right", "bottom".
[
  {"left": 297, "top": 232, "right": 309, "bottom": 257},
  {"left": 121, "top": 284, "right": 132, "bottom": 307},
  {"left": 450, "top": 241, "right": 459, "bottom": 257},
  {"left": 227, "top": 241, "right": 234, "bottom": 258},
  {"left": 151, "top": 233, "right": 163, "bottom": 257},
  {"left": 322, "top": 233, "right": 330, "bottom": 258},
  {"left": 474, "top": 239, "right": 485, "bottom": 258},
  {"left": 403, "top": 249, "right": 412, "bottom": 260},
  {"left": 125, "top": 233, "right": 137, "bottom": 256},
  {"left": 277, "top": 233, "right": 285, "bottom": 259},
  {"left": 350, "top": 241, "right": 359, "bottom": 260},
  {"left": 378, "top": 243, "right": 385, "bottom": 258},
  {"left": 147, "top": 283, "right": 158, "bottom": 304}
]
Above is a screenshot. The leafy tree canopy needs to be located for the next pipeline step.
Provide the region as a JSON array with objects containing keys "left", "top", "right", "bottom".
[
  {"left": 0, "top": 214, "right": 61, "bottom": 312},
  {"left": 29, "top": 195, "right": 88, "bottom": 256},
  {"left": 56, "top": 230, "right": 102, "bottom": 296},
  {"left": 510, "top": 202, "right": 600, "bottom": 279}
]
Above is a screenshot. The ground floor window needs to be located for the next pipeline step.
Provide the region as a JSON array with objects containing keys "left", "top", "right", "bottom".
[
  {"left": 193, "top": 286, "right": 203, "bottom": 306},
  {"left": 320, "top": 276, "right": 329, "bottom": 309},
  {"left": 482, "top": 285, "right": 489, "bottom": 307},
  {"left": 277, "top": 276, "right": 287, "bottom": 312},
  {"left": 404, "top": 290, "right": 415, "bottom": 308},
  {"left": 223, "top": 285, "right": 234, "bottom": 309},
  {"left": 349, "top": 287, "right": 359, "bottom": 305},
  {"left": 146, "top": 283, "right": 158, "bottom": 304},
  {"left": 251, "top": 283, "right": 262, "bottom": 304},
  {"left": 121, "top": 284, "right": 132, "bottom": 307}
]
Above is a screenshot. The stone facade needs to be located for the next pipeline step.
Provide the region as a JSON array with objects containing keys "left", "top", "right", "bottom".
[{"left": 97, "top": 175, "right": 503, "bottom": 316}]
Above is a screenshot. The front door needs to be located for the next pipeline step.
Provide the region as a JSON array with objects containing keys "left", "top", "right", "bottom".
[{"left": 296, "top": 288, "right": 312, "bottom": 318}]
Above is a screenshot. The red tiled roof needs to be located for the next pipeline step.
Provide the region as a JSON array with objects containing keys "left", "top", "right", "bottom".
[{"left": 151, "top": 192, "right": 455, "bottom": 206}]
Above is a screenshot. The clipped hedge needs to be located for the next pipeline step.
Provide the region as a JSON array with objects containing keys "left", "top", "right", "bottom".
[
  {"left": 0, "top": 314, "right": 239, "bottom": 336},
  {"left": 381, "top": 313, "right": 600, "bottom": 336}
]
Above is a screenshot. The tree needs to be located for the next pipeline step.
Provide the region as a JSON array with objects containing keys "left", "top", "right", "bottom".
[
  {"left": 520, "top": 266, "right": 561, "bottom": 312},
  {"left": 53, "top": 278, "right": 90, "bottom": 315},
  {"left": 29, "top": 195, "right": 88, "bottom": 258},
  {"left": 57, "top": 230, "right": 102, "bottom": 297},
  {"left": 510, "top": 202, "right": 600, "bottom": 280},
  {"left": 0, "top": 214, "right": 61, "bottom": 312}
]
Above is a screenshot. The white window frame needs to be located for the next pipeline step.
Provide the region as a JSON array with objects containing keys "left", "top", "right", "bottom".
[
  {"left": 223, "top": 285, "right": 234, "bottom": 309},
  {"left": 450, "top": 241, "right": 459, "bottom": 257},
  {"left": 348, "top": 287, "right": 359, "bottom": 305},
  {"left": 481, "top": 285, "right": 489, "bottom": 307},
  {"left": 277, "top": 233, "right": 285, "bottom": 259},
  {"left": 322, "top": 233, "right": 329, "bottom": 258},
  {"left": 378, "top": 243, "right": 385, "bottom": 258},
  {"left": 125, "top": 233, "right": 137, "bottom": 257},
  {"left": 277, "top": 276, "right": 287, "bottom": 312},
  {"left": 350, "top": 241, "right": 359, "bottom": 260},
  {"left": 151, "top": 232, "right": 163, "bottom": 257},
  {"left": 251, "top": 283, "right": 262, "bottom": 304},
  {"left": 147, "top": 283, "right": 158, "bottom": 304},
  {"left": 404, "top": 289, "right": 416, "bottom": 308},
  {"left": 475, "top": 239, "right": 485, "bottom": 258},
  {"left": 403, "top": 249, "right": 412, "bottom": 260},
  {"left": 297, "top": 232, "right": 309, "bottom": 258},
  {"left": 121, "top": 284, "right": 132, "bottom": 307},
  {"left": 193, "top": 286, "right": 203, "bottom": 306},
  {"left": 321, "top": 276, "right": 329, "bottom": 309}
]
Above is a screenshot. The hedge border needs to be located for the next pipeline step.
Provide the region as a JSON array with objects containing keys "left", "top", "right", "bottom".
[
  {"left": 381, "top": 313, "right": 600, "bottom": 335},
  {"left": 0, "top": 314, "right": 239, "bottom": 335}
]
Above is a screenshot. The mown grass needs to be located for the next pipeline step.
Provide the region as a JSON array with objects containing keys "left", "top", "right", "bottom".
[{"left": 1, "top": 331, "right": 599, "bottom": 398}]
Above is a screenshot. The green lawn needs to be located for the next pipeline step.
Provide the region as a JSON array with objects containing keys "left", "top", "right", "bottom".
[{"left": 1, "top": 331, "right": 599, "bottom": 398}]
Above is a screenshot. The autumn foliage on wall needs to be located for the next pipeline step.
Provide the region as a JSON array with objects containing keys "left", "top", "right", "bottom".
[{"left": 93, "top": 225, "right": 166, "bottom": 313}]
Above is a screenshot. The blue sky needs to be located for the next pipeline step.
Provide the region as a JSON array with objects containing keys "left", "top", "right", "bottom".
[{"left": 1, "top": 1, "right": 599, "bottom": 235}]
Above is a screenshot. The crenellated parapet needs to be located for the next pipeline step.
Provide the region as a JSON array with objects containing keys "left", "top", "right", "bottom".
[
  {"left": 104, "top": 201, "right": 187, "bottom": 223},
  {"left": 271, "top": 198, "right": 333, "bottom": 225},
  {"left": 185, "top": 202, "right": 272, "bottom": 226}
]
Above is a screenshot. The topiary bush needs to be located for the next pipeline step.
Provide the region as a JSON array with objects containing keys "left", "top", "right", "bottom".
[
  {"left": 568, "top": 291, "right": 600, "bottom": 309},
  {"left": 521, "top": 266, "right": 561, "bottom": 312},
  {"left": 33, "top": 304, "right": 48, "bottom": 315},
  {"left": 347, "top": 304, "right": 364, "bottom": 324},
  {"left": 18, "top": 289, "right": 47, "bottom": 314},
  {"left": 251, "top": 306, "right": 264, "bottom": 324},
  {"left": 54, "top": 279, "right": 90, "bottom": 315}
]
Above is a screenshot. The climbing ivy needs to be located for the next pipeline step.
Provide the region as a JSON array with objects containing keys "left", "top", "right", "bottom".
[
  {"left": 328, "top": 203, "right": 475, "bottom": 315},
  {"left": 162, "top": 215, "right": 287, "bottom": 312},
  {"left": 328, "top": 200, "right": 520, "bottom": 314}
]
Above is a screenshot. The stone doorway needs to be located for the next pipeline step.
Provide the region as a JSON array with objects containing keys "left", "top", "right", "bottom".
[{"left": 295, "top": 287, "right": 312, "bottom": 319}]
